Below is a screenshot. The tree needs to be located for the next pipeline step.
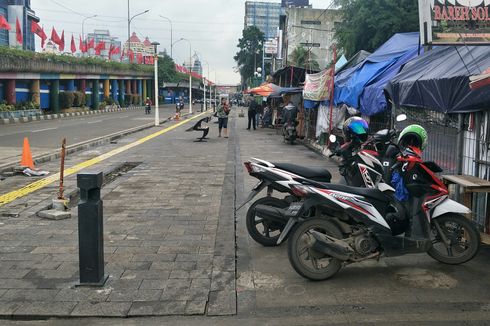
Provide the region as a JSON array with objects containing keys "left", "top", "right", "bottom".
[
  {"left": 334, "top": 0, "right": 419, "bottom": 58},
  {"left": 157, "top": 52, "right": 189, "bottom": 84},
  {"left": 288, "top": 45, "right": 320, "bottom": 70},
  {"left": 234, "top": 26, "right": 265, "bottom": 88}
]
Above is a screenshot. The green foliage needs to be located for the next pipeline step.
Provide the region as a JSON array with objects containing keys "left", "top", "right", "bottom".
[
  {"left": 131, "top": 95, "right": 140, "bottom": 105},
  {"left": 104, "top": 96, "right": 115, "bottom": 106},
  {"left": 0, "top": 103, "right": 15, "bottom": 112},
  {"left": 289, "top": 45, "right": 320, "bottom": 70},
  {"left": 0, "top": 101, "right": 39, "bottom": 111},
  {"left": 0, "top": 46, "right": 153, "bottom": 73},
  {"left": 59, "top": 91, "right": 75, "bottom": 109},
  {"left": 99, "top": 101, "right": 107, "bottom": 110},
  {"left": 124, "top": 94, "right": 132, "bottom": 106},
  {"left": 73, "top": 92, "right": 86, "bottom": 107},
  {"left": 234, "top": 26, "right": 265, "bottom": 87},
  {"left": 333, "top": 0, "right": 419, "bottom": 57}
]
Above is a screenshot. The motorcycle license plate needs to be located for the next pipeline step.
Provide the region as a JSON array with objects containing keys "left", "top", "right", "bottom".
[{"left": 285, "top": 202, "right": 303, "bottom": 217}]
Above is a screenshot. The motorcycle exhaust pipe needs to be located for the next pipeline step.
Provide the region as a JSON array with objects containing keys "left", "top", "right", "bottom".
[
  {"left": 309, "top": 231, "right": 353, "bottom": 261},
  {"left": 254, "top": 205, "right": 288, "bottom": 224}
]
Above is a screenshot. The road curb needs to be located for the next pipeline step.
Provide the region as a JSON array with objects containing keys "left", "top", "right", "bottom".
[
  {"left": 0, "top": 105, "right": 144, "bottom": 125},
  {"left": 0, "top": 112, "right": 194, "bottom": 174}
]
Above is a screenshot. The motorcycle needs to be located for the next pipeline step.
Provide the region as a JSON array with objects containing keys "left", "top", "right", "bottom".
[
  {"left": 284, "top": 146, "right": 480, "bottom": 281},
  {"left": 242, "top": 127, "right": 397, "bottom": 247}
]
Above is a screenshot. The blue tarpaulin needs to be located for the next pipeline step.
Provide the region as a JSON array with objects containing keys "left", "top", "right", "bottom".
[
  {"left": 334, "top": 32, "right": 420, "bottom": 115},
  {"left": 360, "top": 47, "right": 420, "bottom": 116}
]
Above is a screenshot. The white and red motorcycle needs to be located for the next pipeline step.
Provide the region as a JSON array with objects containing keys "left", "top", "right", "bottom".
[
  {"left": 283, "top": 146, "right": 480, "bottom": 281},
  {"left": 242, "top": 127, "right": 399, "bottom": 246}
]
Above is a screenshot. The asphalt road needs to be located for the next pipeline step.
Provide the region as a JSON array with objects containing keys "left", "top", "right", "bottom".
[{"left": 0, "top": 105, "right": 178, "bottom": 164}]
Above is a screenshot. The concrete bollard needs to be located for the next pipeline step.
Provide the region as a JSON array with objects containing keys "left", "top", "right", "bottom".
[{"left": 77, "top": 172, "right": 107, "bottom": 286}]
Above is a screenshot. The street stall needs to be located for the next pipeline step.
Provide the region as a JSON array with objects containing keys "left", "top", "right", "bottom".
[{"left": 385, "top": 45, "right": 490, "bottom": 234}]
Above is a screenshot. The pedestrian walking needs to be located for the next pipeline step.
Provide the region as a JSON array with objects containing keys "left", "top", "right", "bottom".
[
  {"left": 145, "top": 97, "right": 152, "bottom": 115},
  {"left": 247, "top": 96, "right": 257, "bottom": 130},
  {"left": 217, "top": 97, "right": 230, "bottom": 138}
]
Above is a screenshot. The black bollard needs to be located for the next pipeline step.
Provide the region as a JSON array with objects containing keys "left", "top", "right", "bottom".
[{"left": 77, "top": 172, "right": 107, "bottom": 286}]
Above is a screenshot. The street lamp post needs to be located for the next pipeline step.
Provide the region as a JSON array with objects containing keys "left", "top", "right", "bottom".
[
  {"left": 127, "top": 4, "right": 149, "bottom": 52},
  {"left": 152, "top": 42, "right": 160, "bottom": 126},
  {"left": 202, "top": 61, "right": 210, "bottom": 112},
  {"left": 158, "top": 15, "right": 173, "bottom": 59},
  {"left": 173, "top": 38, "right": 193, "bottom": 114},
  {"left": 82, "top": 15, "right": 97, "bottom": 44}
]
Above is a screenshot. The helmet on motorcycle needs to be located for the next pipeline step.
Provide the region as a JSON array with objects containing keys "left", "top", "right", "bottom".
[
  {"left": 342, "top": 117, "right": 369, "bottom": 142},
  {"left": 398, "top": 124, "right": 428, "bottom": 150}
]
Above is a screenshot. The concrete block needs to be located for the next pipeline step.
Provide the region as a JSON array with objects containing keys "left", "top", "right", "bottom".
[{"left": 37, "top": 209, "right": 71, "bottom": 220}]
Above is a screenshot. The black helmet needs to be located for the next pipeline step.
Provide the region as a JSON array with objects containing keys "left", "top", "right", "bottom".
[{"left": 343, "top": 117, "right": 369, "bottom": 142}]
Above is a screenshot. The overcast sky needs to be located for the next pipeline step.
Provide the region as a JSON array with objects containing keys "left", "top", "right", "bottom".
[{"left": 32, "top": 0, "right": 333, "bottom": 84}]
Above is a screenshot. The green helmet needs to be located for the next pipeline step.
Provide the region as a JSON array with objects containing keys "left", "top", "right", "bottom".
[{"left": 398, "top": 124, "right": 428, "bottom": 150}]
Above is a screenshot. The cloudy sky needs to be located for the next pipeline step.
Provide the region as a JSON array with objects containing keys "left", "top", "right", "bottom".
[{"left": 32, "top": 0, "right": 333, "bottom": 84}]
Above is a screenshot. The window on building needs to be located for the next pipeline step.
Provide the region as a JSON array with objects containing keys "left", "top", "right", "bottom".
[
  {"left": 301, "top": 20, "right": 321, "bottom": 25},
  {"left": 0, "top": 7, "right": 7, "bottom": 46}
]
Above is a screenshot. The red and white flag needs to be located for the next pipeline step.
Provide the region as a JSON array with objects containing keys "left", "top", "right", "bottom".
[
  {"left": 59, "top": 30, "right": 65, "bottom": 51},
  {"left": 79, "top": 35, "right": 87, "bottom": 53},
  {"left": 70, "top": 34, "right": 76, "bottom": 53},
  {"left": 0, "top": 15, "right": 10, "bottom": 30},
  {"left": 51, "top": 27, "right": 62, "bottom": 47},
  {"left": 31, "top": 20, "right": 47, "bottom": 47},
  {"left": 15, "top": 18, "right": 23, "bottom": 44}
]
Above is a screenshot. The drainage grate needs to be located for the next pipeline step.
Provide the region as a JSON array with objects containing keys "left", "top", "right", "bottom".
[{"left": 103, "top": 162, "right": 142, "bottom": 187}]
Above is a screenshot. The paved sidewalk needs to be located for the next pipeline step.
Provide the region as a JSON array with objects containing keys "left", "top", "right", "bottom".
[{"left": 0, "top": 110, "right": 235, "bottom": 317}]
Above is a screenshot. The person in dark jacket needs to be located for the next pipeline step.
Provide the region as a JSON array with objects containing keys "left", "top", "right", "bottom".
[{"left": 247, "top": 96, "right": 258, "bottom": 130}]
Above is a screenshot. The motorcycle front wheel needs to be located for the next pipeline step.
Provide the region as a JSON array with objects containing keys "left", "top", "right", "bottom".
[
  {"left": 428, "top": 213, "right": 480, "bottom": 265},
  {"left": 287, "top": 218, "right": 343, "bottom": 281},
  {"left": 246, "top": 197, "right": 290, "bottom": 246}
]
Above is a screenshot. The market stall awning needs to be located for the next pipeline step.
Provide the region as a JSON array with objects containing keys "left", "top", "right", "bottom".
[
  {"left": 245, "top": 83, "right": 302, "bottom": 97},
  {"left": 334, "top": 33, "right": 420, "bottom": 113},
  {"left": 386, "top": 46, "right": 490, "bottom": 113}
]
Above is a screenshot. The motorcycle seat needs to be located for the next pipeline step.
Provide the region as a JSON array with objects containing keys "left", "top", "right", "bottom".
[
  {"left": 319, "top": 183, "right": 389, "bottom": 202},
  {"left": 273, "top": 163, "right": 332, "bottom": 182}
]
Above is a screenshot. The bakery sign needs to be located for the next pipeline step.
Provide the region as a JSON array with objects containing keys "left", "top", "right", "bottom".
[{"left": 419, "top": 0, "right": 490, "bottom": 44}]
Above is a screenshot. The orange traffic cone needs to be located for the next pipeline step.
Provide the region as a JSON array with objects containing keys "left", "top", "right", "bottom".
[
  {"left": 174, "top": 112, "right": 180, "bottom": 121},
  {"left": 20, "top": 137, "right": 34, "bottom": 169}
]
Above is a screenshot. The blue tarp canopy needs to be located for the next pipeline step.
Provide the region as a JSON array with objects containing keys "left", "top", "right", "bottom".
[
  {"left": 334, "top": 32, "right": 420, "bottom": 115},
  {"left": 385, "top": 46, "right": 490, "bottom": 114}
]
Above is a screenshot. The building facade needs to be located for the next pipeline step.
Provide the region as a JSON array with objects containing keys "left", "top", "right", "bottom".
[
  {"left": 0, "top": 0, "right": 38, "bottom": 51},
  {"left": 244, "top": 1, "right": 283, "bottom": 39},
  {"left": 85, "top": 29, "right": 122, "bottom": 59},
  {"left": 284, "top": 7, "right": 342, "bottom": 69}
]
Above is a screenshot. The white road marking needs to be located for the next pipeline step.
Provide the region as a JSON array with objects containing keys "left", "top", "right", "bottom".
[
  {"left": 31, "top": 127, "right": 57, "bottom": 133},
  {"left": 87, "top": 120, "right": 103, "bottom": 124}
]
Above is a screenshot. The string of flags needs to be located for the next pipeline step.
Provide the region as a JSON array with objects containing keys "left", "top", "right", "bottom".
[
  {"left": 0, "top": 14, "right": 156, "bottom": 65},
  {"left": 0, "top": 14, "right": 214, "bottom": 81}
]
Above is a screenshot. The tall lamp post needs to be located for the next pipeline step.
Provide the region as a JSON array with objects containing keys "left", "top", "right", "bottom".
[
  {"left": 202, "top": 60, "right": 210, "bottom": 112},
  {"left": 152, "top": 42, "right": 160, "bottom": 126},
  {"left": 173, "top": 38, "right": 193, "bottom": 114},
  {"left": 158, "top": 15, "right": 173, "bottom": 59},
  {"left": 127, "top": 6, "right": 149, "bottom": 52},
  {"left": 82, "top": 14, "right": 97, "bottom": 43}
]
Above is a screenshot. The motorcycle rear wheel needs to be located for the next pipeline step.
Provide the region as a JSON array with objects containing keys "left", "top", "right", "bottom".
[
  {"left": 428, "top": 213, "right": 480, "bottom": 265},
  {"left": 287, "top": 218, "right": 343, "bottom": 281},
  {"left": 246, "top": 197, "right": 290, "bottom": 246}
]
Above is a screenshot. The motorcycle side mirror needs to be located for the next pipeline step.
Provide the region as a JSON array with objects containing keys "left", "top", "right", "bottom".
[
  {"left": 396, "top": 114, "right": 407, "bottom": 122},
  {"left": 329, "top": 134, "right": 337, "bottom": 143}
]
